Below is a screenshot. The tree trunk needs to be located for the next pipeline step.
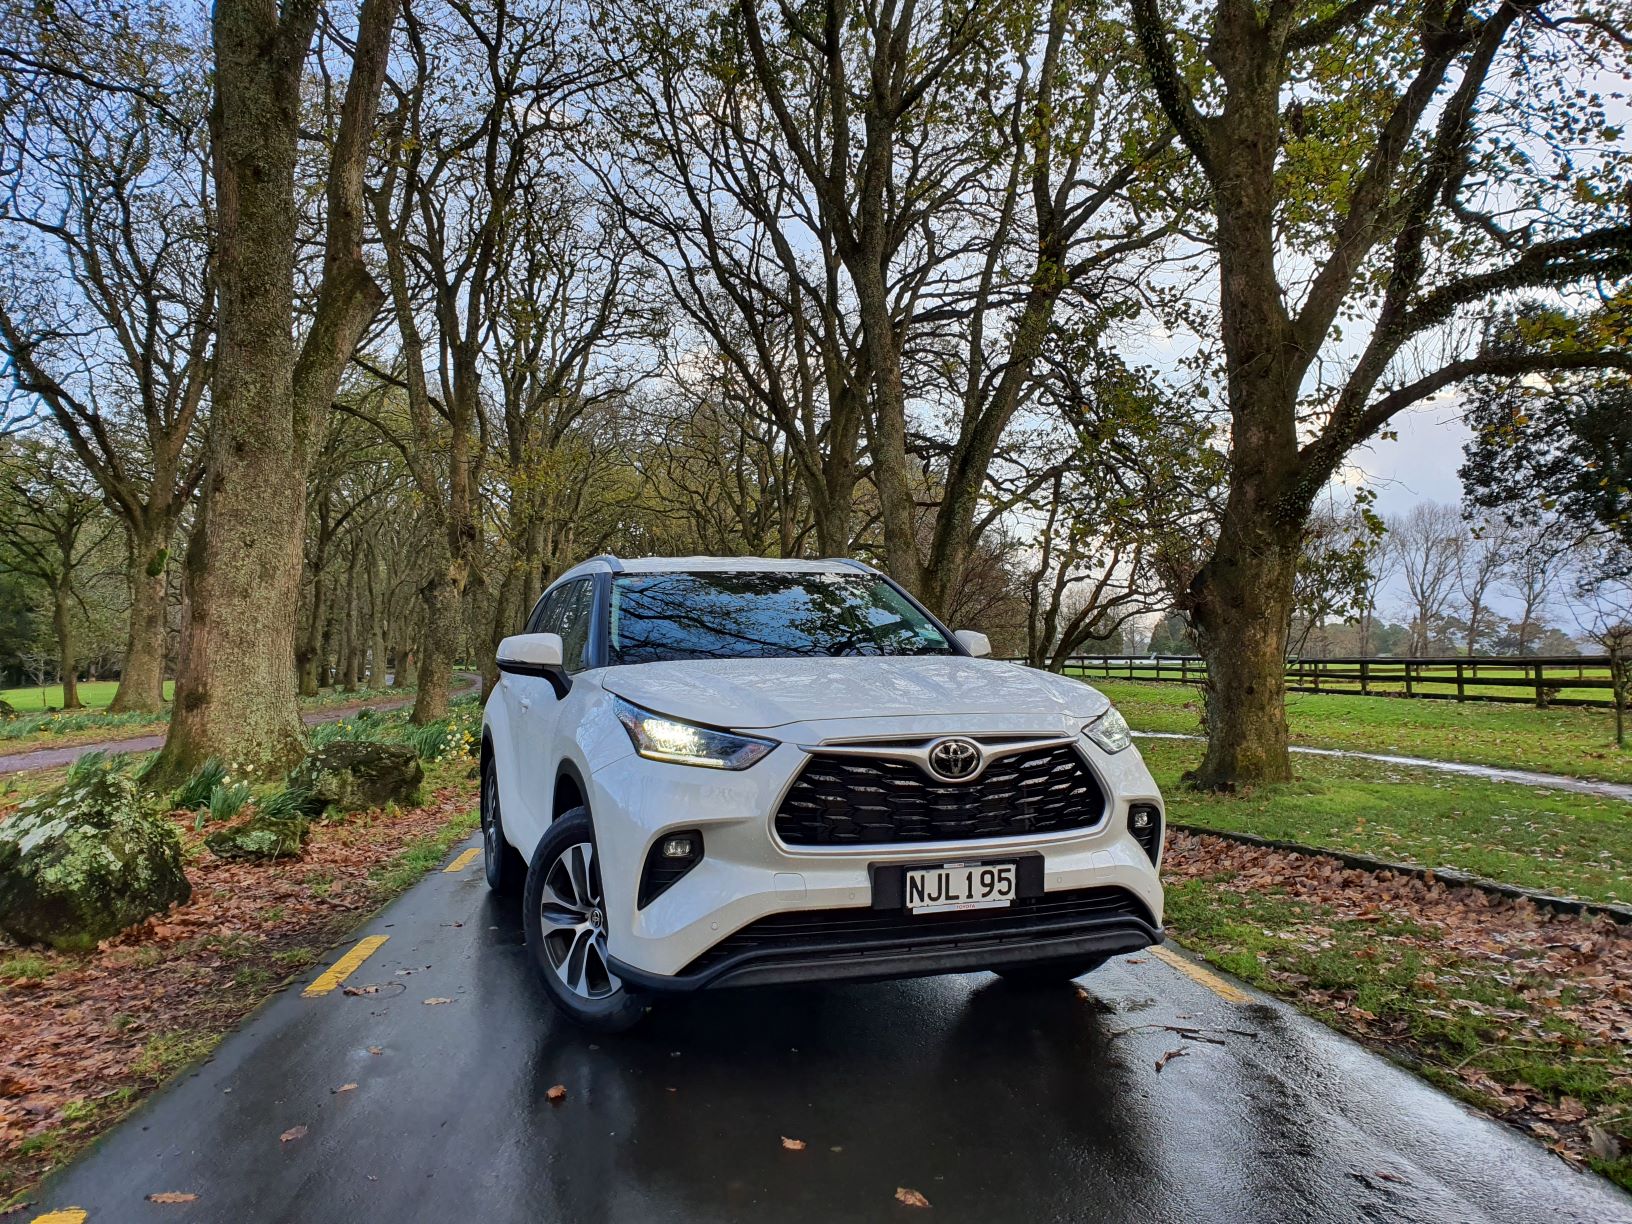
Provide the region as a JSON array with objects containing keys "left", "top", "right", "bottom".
[
  {"left": 341, "top": 557, "right": 359, "bottom": 691},
  {"left": 52, "top": 583, "right": 80, "bottom": 710},
  {"left": 412, "top": 569, "right": 460, "bottom": 723},
  {"left": 149, "top": 4, "right": 315, "bottom": 782},
  {"left": 1186, "top": 518, "right": 1300, "bottom": 788},
  {"left": 148, "top": 0, "right": 393, "bottom": 784},
  {"left": 110, "top": 522, "right": 170, "bottom": 712}
]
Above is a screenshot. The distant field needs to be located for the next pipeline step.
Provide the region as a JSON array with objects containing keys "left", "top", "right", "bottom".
[
  {"left": 1062, "top": 658, "right": 1615, "bottom": 705},
  {"left": 1087, "top": 677, "right": 1632, "bottom": 785},
  {"left": 0, "top": 682, "right": 419, "bottom": 754},
  {"left": 0, "top": 681, "right": 175, "bottom": 711}
]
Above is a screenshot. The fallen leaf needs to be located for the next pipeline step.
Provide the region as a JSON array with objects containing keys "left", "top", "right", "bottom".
[
  {"left": 367, "top": 1047, "right": 384, "bottom": 1056},
  {"left": 342, "top": 984, "right": 379, "bottom": 996},
  {"left": 423, "top": 997, "right": 453, "bottom": 1006},
  {"left": 781, "top": 1136, "right": 807, "bottom": 1151},
  {"left": 332, "top": 1083, "right": 358, "bottom": 1094},
  {"left": 146, "top": 1192, "right": 198, "bottom": 1204},
  {"left": 1587, "top": 1124, "right": 1621, "bottom": 1161},
  {"left": 279, "top": 1125, "right": 308, "bottom": 1143},
  {"left": 1154, "top": 1048, "right": 1189, "bottom": 1073},
  {"left": 895, "top": 1187, "right": 931, "bottom": 1208},
  {"left": 546, "top": 1084, "right": 567, "bottom": 1103}
]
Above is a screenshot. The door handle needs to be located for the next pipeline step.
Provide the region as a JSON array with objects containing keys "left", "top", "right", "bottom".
[{"left": 519, "top": 696, "right": 532, "bottom": 712}]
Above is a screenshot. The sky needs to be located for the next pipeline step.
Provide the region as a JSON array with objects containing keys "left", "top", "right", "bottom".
[{"left": 1344, "top": 397, "right": 1473, "bottom": 520}]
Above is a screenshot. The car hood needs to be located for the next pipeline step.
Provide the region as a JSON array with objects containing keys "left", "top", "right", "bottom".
[{"left": 596, "top": 656, "right": 1110, "bottom": 730}]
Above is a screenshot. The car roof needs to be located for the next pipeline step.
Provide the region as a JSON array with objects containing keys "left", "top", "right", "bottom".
[{"left": 555, "top": 555, "right": 873, "bottom": 582}]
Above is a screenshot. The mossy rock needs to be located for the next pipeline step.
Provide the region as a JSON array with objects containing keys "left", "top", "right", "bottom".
[
  {"left": 0, "top": 771, "right": 190, "bottom": 951},
  {"left": 204, "top": 811, "right": 309, "bottom": 861},
  {"left": 287, "top": 741, "right": 423, "bottom": 818}
]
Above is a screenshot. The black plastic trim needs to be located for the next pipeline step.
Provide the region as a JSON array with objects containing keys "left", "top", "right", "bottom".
[
  {"left": 496, "top": 658, "right": 570, "bottom": 698},
  {"left": 1129, "top": 803, "right": 1163, "bottom": 865},
  {"left": 638, "top": 829, "right": 704, "bottom": 908},
  {"left": 609, "top": 920, "right": 1162, "bottom": 993}
]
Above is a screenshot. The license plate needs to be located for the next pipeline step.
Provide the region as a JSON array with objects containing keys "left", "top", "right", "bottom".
[{"left": 905, "top": 862, "right": 1017, "bottom": 914}]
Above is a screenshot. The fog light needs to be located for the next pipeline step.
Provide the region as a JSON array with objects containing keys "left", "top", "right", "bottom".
[
  {"left": 661, "top": 835, "right": 698, "bottom": 860},
  {"left": 1127, "top": 803, "right": 1162, "bottom": 865},
  {"left": 641, "top": 829, "right": 705, "bottom": 908}
]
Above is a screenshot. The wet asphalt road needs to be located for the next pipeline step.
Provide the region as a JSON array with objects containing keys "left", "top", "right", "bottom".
[{"left": 30, "top": 837, "right": 1632, "bottom": 1224}]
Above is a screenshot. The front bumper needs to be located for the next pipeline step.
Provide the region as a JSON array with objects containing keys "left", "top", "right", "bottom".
[
  {"left": 609, "top": 884, "right": 1163, "bottom": 992},
  {"left": 586, "top": 711, "right": 1166, "bottom": 982}
]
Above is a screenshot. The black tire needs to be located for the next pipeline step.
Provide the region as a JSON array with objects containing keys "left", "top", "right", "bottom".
[
  {"left": 480, "top": 752, "right": 527, "bottom": 896},
  {"left": 522, "top": 807, "right": 647, "bottom": 1033},
  {"left": 993, "top": 957, "right": 1110, "bottom": 986}
]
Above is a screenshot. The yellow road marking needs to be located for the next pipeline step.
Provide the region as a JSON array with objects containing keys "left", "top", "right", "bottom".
[
  {"left": 1150, "top": 944, "right": 1252, "bottom": 1005},
  {"left": 302, "top": 935, "right": 390, "bottom": 998},
  {"left": 32, "top": 1210, "right": 87, "bottom": 1224},
  {"left": 444, "top": 847, "right": 481, "bottom": 873}
]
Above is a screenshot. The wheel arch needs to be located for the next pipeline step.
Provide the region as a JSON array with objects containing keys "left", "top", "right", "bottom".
[{"left": 554, "top": 759, "right": 589, "bottom": 821}]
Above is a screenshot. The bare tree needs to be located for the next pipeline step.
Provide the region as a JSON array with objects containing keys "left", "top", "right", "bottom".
[
  {"left": 364, "top": 0, "right": 611, "bottom": 721},
  {"left": 1394, "top": 502, "right": 1463, "bottom": 655},
  {"left": 0, "top": 1, "right": 212, "bottom": 712},
  {"left": 1456, "top": 513, "right": 1513, "bottom": 654},
  {"left": 606, "top": 0, "right": 1180, "bottom": 611},
  {"left": 0, "top": 437, "right": 116, "bottom": 708},
  {"left": 1504, "top": 519, "right": 1571, "bottom": 655}
]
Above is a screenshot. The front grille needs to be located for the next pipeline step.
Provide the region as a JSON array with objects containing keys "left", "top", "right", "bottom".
[
  {"left": 775, "top": 744, "right": 1106, "bottom": 845},
  {"left": 686, "top": 885, "right": 1151, "bottom": 977}
]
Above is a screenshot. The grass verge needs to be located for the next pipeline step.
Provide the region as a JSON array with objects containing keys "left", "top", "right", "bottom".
[
  {"left": 1090, "top": 678, "right": 1632, "bottom": 785},
  {"left": 0, "top": 755, "right": 480, "bottom": 1211},
  {"left": 1140, "top": 737, "right": 1632, "bottom": 905},
  {"left": 1163, "top": 835, "right": 1632, "bottom": 1191}
]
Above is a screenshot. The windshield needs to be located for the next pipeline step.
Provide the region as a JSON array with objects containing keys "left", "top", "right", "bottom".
[{"left": 608, "top": 571, "right": 955, "bottom": 665}]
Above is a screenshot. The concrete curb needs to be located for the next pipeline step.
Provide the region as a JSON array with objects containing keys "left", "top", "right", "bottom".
[{"left": 1170, "top": 822, "right": 1632, "bottom": 927}]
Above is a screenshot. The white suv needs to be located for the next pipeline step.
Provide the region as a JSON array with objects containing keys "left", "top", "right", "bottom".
[{"left": 481, "top": 556, "right": 1165, "bottom": 1031}]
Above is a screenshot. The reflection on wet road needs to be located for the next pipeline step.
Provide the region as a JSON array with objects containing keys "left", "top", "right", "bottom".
[{"left": 31, "top": 836, "right": 1632, "bottom": 1223}]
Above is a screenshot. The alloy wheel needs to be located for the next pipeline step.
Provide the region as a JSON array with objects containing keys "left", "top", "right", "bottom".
[
  {"left": 538, "top": 841, "right": 621, "bottom": 1000},
  {"left": 481, "top": 767, "right": 501, "bottom": 862}
]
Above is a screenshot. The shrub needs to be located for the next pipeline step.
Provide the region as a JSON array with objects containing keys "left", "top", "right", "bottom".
[
  {"left": 171, "top": 759, "right": 226, "bottom": 811},
  {"left": 207, "top": 780, "right": 252, "bottom": 824}
]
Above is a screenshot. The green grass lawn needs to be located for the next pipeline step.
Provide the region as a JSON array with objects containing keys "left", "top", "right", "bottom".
[
  {"left": 0, "top": 680, "right": 175, "bottom": 711},
  {"left": 1139, "top": 736, "right": 1632, "bottom": 904},
  {"left": 1089, "top": 678, "right": 1632, "bottom": 785},
  {"left": 0, "top": 682, "right": 422, "bottom": 752},
  {"left": 1067, "top": 661, "right": 1615, "bottom": 703}
]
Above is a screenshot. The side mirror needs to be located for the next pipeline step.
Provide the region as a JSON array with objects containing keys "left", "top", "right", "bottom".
[
  {"left": 954, "top": 629, "right": 991, "bottom": 658},
  {"left": 497, "top": 632, "right": 564, "bottom": 672}
]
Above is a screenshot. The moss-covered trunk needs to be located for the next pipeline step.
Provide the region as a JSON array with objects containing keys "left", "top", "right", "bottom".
[
  {"left": 1187, "top": 526, "right": 1300, "bottom": 789},
  {"left": 412, "top": 569, "right": 461, "bottom": 723},
  {"left": 52, "top": 582, "right": 80, "bottom": 710},
  {"left": 110, "top": 522, "right": 170, "bottom": 713},
  {"left": 151, "top": 0, "right": 394, "bottom": 783}
]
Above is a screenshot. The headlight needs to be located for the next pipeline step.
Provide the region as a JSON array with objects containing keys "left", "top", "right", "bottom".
[
  {"left": 1084, "top": 707, "right": 1133, "bottom": 754},
  {"left": 614, "top": 698, "right": 777, "bottom": 770}
]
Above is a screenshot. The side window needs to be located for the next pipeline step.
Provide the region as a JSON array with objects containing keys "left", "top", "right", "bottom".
[
  {"left": 527, "top": 585, "right": 566, "bottom": 635},
  {"left": 557, "top": 580, "right": 595, "bottom": 673}
]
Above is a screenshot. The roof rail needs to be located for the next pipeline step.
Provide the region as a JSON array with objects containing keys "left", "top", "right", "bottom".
[
  {"left": 825, "top": 556, "right": 874, "bottom": 573},
  {"left": 584, "top": 553, "right": 624, "bottom": 573}
]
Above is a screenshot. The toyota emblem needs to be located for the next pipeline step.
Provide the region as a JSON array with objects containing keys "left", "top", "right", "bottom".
[{"left": 927, "top": 737, "right": 982, "bottom": 782}]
